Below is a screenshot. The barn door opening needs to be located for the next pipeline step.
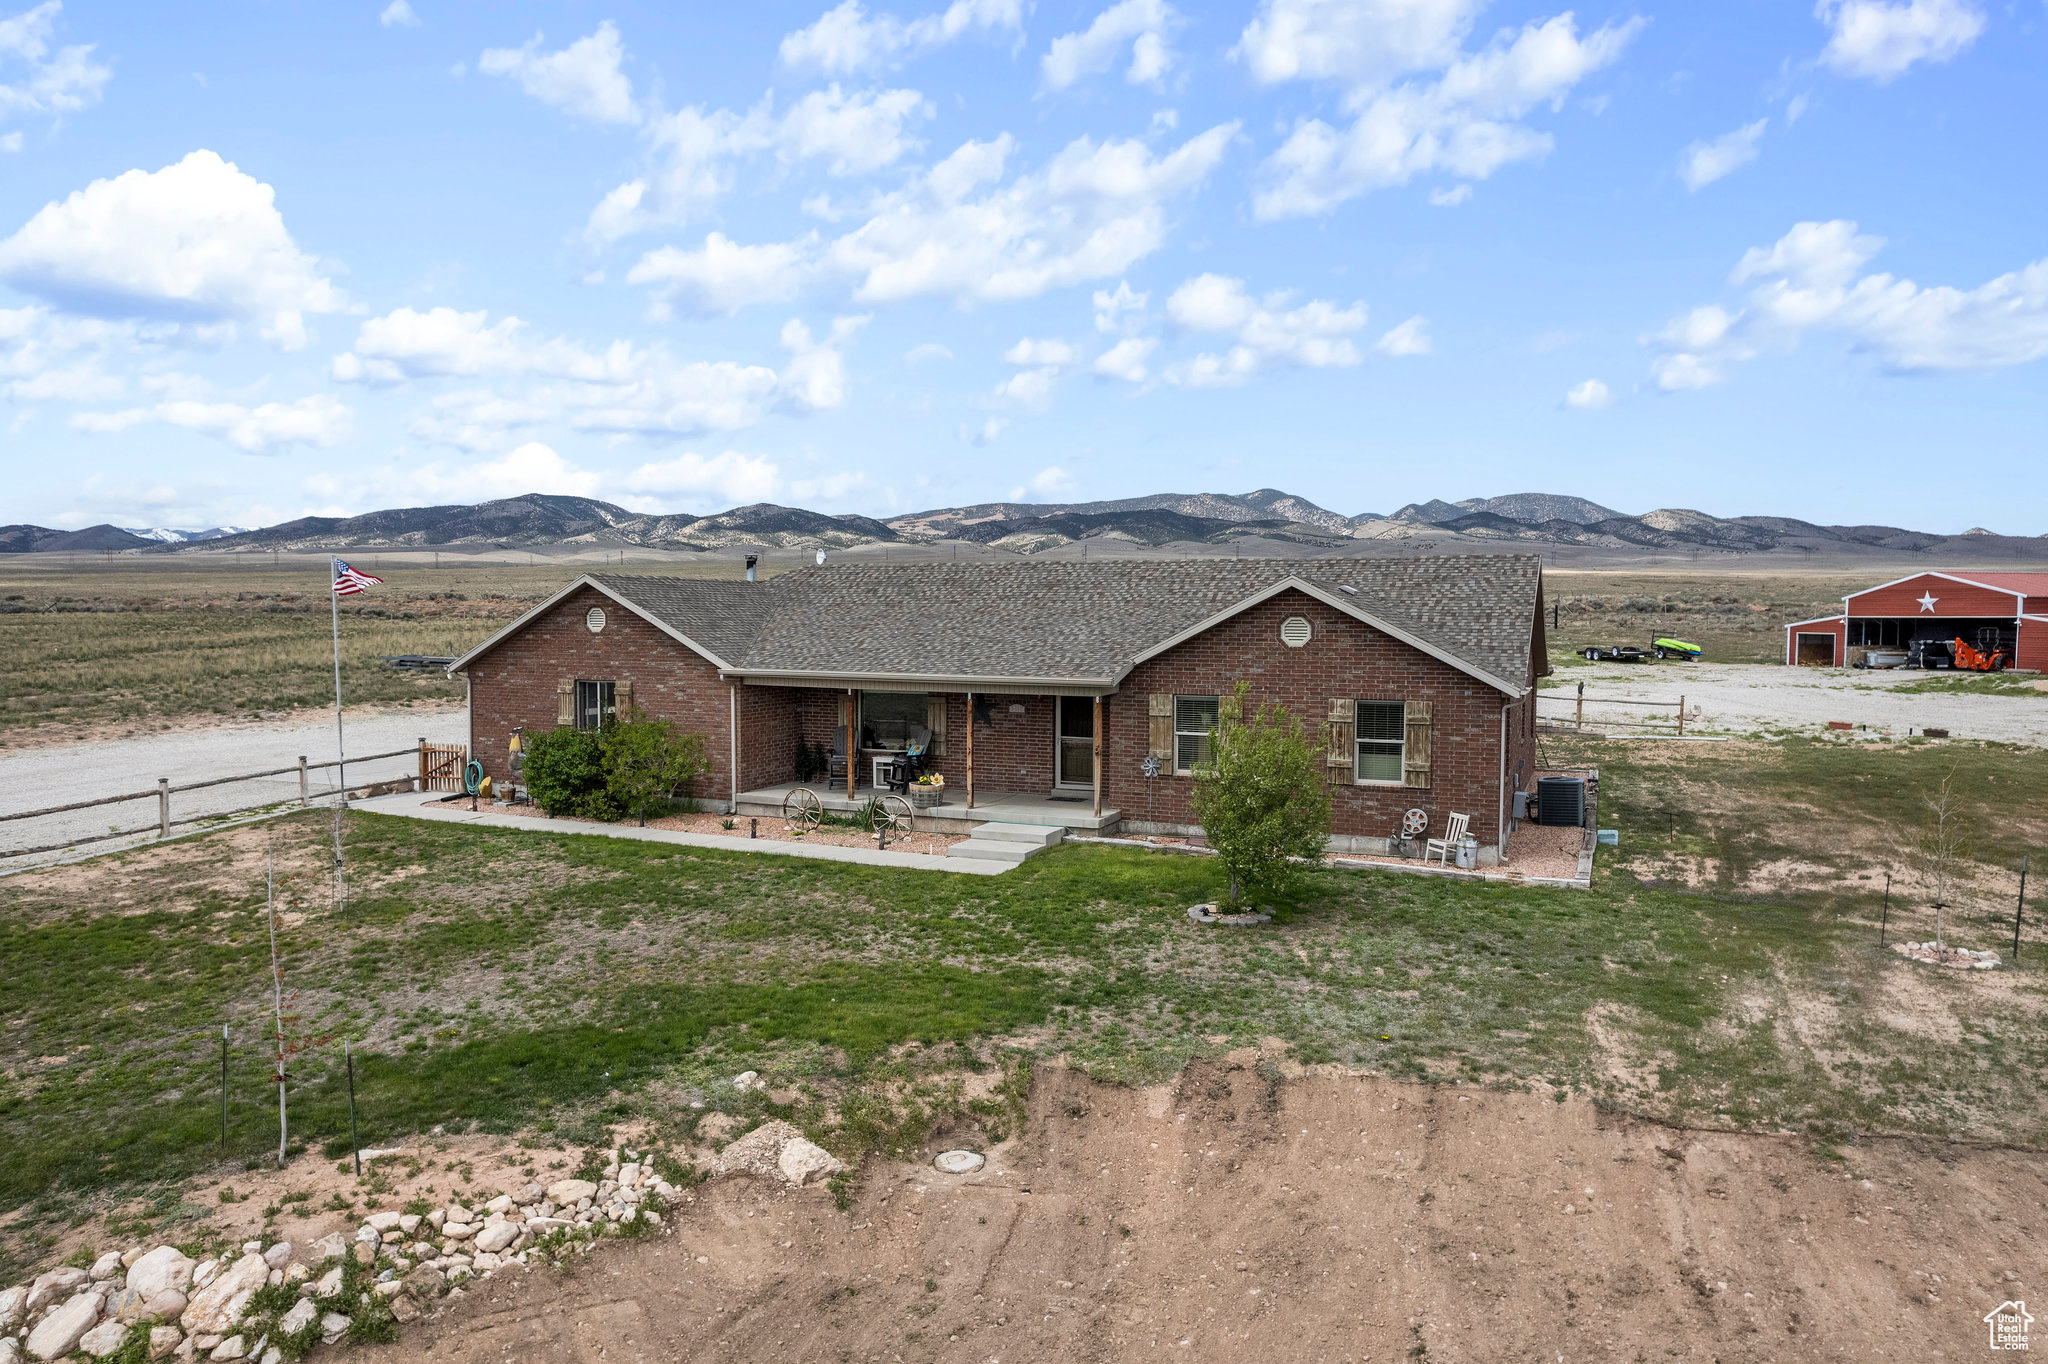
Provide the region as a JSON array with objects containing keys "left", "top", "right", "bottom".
[{"left": 1795, "top": 633, "right": 1836, "bottom": 667}]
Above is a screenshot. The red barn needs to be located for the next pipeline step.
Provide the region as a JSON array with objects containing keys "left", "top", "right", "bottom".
[{"left": 1784, "top": 571, "right": 2048, "bottom": 670}]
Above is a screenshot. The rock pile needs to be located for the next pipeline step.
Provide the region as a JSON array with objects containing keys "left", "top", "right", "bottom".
[
  {"left": 1, "top": 1125, "right": 847, "bottom": 1360},
  {"left": 1891, "top": 940, "right": 2000, "bottom": 969}
]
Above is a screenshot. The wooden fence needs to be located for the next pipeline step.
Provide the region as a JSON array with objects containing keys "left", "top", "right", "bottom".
[
  {"left": 1538, "top": 682, "right": 1688, "bottom": 735},
  {"left": 0, "top": 739, "right": 465, "bottom": 860},
  {"left": 420, "top": 743, "right": 468, "bottom": 792}
]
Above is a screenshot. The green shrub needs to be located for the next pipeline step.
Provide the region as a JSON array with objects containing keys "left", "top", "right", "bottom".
[
  {"left": 602, "top": 712, "right": 711, "bottom": 825},
  {"left": 522, "top": 726, "right": 616, "bottom": 820},
  {"left": 1187, "top": 681, "right": 1332, "bottom": 907}
]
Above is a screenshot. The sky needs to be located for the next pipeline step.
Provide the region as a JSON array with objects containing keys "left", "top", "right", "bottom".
[{"left": 0, "top": 0, "right": 2043, "bottom": 534}]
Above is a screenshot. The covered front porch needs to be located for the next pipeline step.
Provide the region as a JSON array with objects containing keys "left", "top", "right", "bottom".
[{"left": 731, "top": 779, "right": 1122, "bottom": 835}]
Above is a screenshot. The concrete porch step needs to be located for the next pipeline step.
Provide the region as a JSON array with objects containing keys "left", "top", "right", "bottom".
[
  {"left": 968, "top": 822, "right": 1066, "bottom": 847},
  {"left": 946, "top": 841, "right": 1036, "bottom": 863}
]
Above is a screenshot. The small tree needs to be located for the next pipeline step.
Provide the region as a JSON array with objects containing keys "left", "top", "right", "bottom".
[
  {"left": 1919, "top": 767, "right": 1973, "bottom": 952},
  {"left": 1188, "top": 681, "right": 1333, "bottom": 908},
  {"left": 602, "top": 710, "right": 712, "bottom": 825}
]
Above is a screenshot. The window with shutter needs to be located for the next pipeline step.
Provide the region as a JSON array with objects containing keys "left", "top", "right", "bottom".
[
  {"left": 1148, "top": 694, "right": 1174, "bottom": 761},
  {"left": 1403, "top": 699, "right": 1433, "bottom": 789},
  {"left": 1174, "top": 694, "right": 1219, "bottom": 774},
  {"left": 556, "top": 678, "right": 574, "bottom": 727},
  {"left": 1355, "top": 701, "right": 1404, "bottom": 784},
  {"left": 616, "top": 678, "right": 634, "bottom": 718}
]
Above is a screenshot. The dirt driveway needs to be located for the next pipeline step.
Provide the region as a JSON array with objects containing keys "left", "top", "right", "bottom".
[
  {"left": 1544, "top": 661, "right": 2048, "bottom": 745},
  {"left": 366, "top": 1062, "right": 2041, "bottom": 1364}
]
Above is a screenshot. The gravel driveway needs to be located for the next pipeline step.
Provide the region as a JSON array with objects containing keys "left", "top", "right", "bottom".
[
  {"left": 1539, "top": 663, "right": 2048, "bottom": 746},
  {"left": 0, "top": 704, "right": 465, "bottom": 865}
]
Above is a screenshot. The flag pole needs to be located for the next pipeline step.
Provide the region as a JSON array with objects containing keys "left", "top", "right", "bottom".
[{"left": 329, "top": 556, "right": 349, "bottom": 921}]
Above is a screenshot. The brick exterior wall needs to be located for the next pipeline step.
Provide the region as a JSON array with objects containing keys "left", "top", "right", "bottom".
[
  {"left": 463, "top": 582, "right": 1540, "bottom": 842},
  {"left": 466, "top": 585, "right": 736, "bottom": 804},
  {"left": 1107, "top": 588, "right": 1525, "bottom": 849}
]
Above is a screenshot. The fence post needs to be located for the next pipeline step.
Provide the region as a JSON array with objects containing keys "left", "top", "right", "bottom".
[
  {"left": 298, "top": 757, "right": 308, "bottom": 807},
  {"left": 157, "top": 778, "right": 170, "bottom": 838},
  {"left": 2017, "top": 856, "right": 2028, "bottom": 961},
  {"left": 1678, "top": 695, "right": 1685, "bottom": 738},
  {"left": 1575, "top": 682, "right": 1584, "bottom": 733},
  {"left": 417, "top": 738, "right": 427, "bottom": 792}
]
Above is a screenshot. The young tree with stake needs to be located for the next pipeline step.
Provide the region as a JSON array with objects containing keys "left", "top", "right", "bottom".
[{"left": 1188, "top": 682, "right": 1332, "bottom": 909}]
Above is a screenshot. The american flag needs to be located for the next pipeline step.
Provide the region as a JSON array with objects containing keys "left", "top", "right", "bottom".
[{"left": 332, "top": 559, "right": 384, "bottom": 597}]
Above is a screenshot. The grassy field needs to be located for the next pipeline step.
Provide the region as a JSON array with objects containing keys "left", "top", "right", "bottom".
[{"left": 2, "top": 731, "right": 2044, "bottom": 1279}]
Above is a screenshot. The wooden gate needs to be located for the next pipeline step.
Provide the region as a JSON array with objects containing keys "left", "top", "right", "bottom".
[{"left": 420, "top": 742, "right": 468, "bottom": 792}]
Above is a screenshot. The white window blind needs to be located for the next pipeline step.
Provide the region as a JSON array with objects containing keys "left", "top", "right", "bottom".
[
  {"left": 1174, "top": 694, "right": 1219, "bottom": 773},
  {"left": 1355, "top": 700, "right": 1405, "bottom": 783}
]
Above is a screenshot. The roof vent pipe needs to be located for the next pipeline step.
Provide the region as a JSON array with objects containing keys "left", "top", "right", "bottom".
[
  {"left": 815, "top": 549, "right": 827, "bottom": 566},
  {"left": 744, "top": 554, "right": 758, "bottom": 583}
]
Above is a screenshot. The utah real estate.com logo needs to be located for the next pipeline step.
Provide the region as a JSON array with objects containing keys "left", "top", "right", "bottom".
[{"left": 1985, "top": 1300, "right": 2033, "bottom": 1351}]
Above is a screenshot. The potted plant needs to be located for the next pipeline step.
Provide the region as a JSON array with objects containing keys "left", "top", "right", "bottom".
[{"left": 910, "top": 772, "right": 946, "bottom": 808}]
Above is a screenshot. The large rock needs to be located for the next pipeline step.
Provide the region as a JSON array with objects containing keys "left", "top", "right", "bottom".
[
  {"left": 714, "top": 1120, "right": 805, "bottom": 1178},
  {"left": 260, "top": 1245, "right": 292, "bottom": 1271},
  {"left": 88, "top": 1253, "right": 125, "bottom": 1283},
  {"left": 366, "top": 1212, "right": 402, "bottom": 1233},
  {"left": 127, "top": 1248, "right": 196, "bottom": 1303},
  {"left": 472, "top": 1223, "right": 519, "bottom": 1254},
  {"left": 319, "top": 1313, "right": 350, "bottom": 1344},
  {"left": 779, "top": 1138, "right": 844, "bottom": 1187},
  {"left": 77, "top": 1318, "right": 130, "bottom": 1357},
  {"left": 0, "top": 1284, "right": 27, "bottom": 1329},
  {"left": 179, "top": 1255, "right": 269, "bottom": 1336},
  {"left": 544, "top": 1179, "right": 596, "bottom": 1206},
  {"left": 147, "top": 1325, "right": 182, "bottom": 1359},
  {"left": 275, "top": 1299, "right": 317, "bottom": 1338},
  {"left": 26, "top": 1290, "right": 104, "bottom": 1361},
  {"left": 25, "top": 1268, "right": 88, "bottom": 1316}
]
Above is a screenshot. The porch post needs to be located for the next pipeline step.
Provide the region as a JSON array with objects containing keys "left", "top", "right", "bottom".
[
  {"left": 846, "top": 690, "right": 857, "bottom": 800},
  {"left": 965, "top": 691, "right": 975, "bottom": 810},
  {"left": 729, "top": 683, "right": 740, "bottom": 814},
  {"left": 1092, "top": 694, "right": 1103, "bottom": 818}
]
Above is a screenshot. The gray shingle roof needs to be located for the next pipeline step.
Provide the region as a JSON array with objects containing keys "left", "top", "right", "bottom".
[{"left": 583, "top": 555, "right": 1540, "bottom": 694}]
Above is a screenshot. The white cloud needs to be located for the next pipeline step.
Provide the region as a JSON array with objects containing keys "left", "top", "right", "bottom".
[
  {"left": 626, "top": 233, "right": 817, "bottom": 316},
  {"left": 1375, "top": 315, "right": 1431, "bottom": 356},
  {"left": 1428, "top": 183, "right": 1471, "bottom": 206},
  {"left": 905, "top": 342, "right": 953, "bottom": 365},
  {"left": 480, "top": 21, "right": 638, "bottom": 124},
  {"left": 1679, "top": 118, "right": 1766, "bottom": 191},
  {"left": 0, "top": 150, "right": 346, "bottom": 349},
  {"left": 1164, "top": 273, "right": 1369, "bottom": 385},
  {"left": 623, "top": 450, "right": 782, "bottom": 505},
  {"left": 993, "top": 366, "right": 1060, "bottom": 405},
  {"left": 779, "top": 0, "right": 1023, "bottom": 74},
  {"left": 826, "top": 123, "right": 1236, "bottom": 304},
  {"left": 1026, "top": 465, "right": 1073, "bottom": 496},
  {"left": 0, "top": 303, "right": 131, "bottom": 402},
  {"left": 1816, "top": 0, "right": 1983, "bottom": 82},
  {"left": 72, "top": 392, "right": 352, "bottom": 454},
  {"left": 333, "top": 305, "right": 864, "bottom": 448},
  {"left": 1650, "top": 219, "right": 2048, "bottom": 389},
  {"left": 1564, "top": 377, "right": 1611, "bottom": 408},
  {"left": 1043, "top": 0, "right": 1178, "bottom": 90},
  {"left": 1235, "top": 0, "right": 1481, "bottom": 88},
  {"left": 1250, "top": 12, "right": 1644, "bottom": 219},
  {"left": 959, "top": 415, "right": 1007, "bottom": 444},
  {"left": 584, "top": 86, "right": 932, "bottom": 246},
  {"left": 1093, "top": 334, "right": 1156, "bottom": 382},
  {"left": 378, "top": 1, "right": 419, "bottom": 28},
  {"left": 1003, "top": 337, "right": 1079, "bottom": 366},
  {"left": 0, "top": 1, "right": 109, "bottom": 121},
  {"left": 1092, "top": 279, "right": 1147, "bottom": 332},
  {"left": 307, "top": 441, "right": 602, "bottom": 510}
]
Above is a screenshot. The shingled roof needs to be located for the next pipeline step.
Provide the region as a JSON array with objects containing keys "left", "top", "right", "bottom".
[{"left": 456, "top": 556, "right": 1543, "bottom": 696}]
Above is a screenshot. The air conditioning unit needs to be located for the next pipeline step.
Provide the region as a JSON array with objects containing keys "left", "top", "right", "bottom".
[{"left": 1536, "top": 775, "right": 1585, "bottom": 827}]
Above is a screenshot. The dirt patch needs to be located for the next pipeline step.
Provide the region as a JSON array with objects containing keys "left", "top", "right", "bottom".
[
  {"left": 345, "top": 1063, "right": 2042, "bottom": 1363},
  {"left": 485, "top": 804, "right": 969, "bottom": 857}
]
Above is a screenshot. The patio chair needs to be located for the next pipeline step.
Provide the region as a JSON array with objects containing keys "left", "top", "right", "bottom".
[
  {"left": 828, "top": 725, "right": 849, "bottom": 785},
  {"left": 1423, "top": 812, "right": 1470, "bottom": 866},
  {"left": 882, "top": 729, "right": 931, "bottom": 794}
]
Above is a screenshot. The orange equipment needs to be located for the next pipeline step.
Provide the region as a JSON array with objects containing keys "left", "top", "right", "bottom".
[{"left": 1951, "top": 636, "right": 2008, "bottom": 672}]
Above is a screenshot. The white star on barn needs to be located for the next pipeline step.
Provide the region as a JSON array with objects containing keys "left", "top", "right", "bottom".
[{"left": 1917, "top": 592, "right": 1938, "bottom": 613}]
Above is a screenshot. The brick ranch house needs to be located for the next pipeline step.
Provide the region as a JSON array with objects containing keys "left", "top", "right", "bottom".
[{"left": 447, "top": 556, "right": 1549, "bottom": 862}]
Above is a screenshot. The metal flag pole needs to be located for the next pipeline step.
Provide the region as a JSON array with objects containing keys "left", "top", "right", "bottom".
[
  {"left": 345, "top": 1037, "right": 361, "bottom": 1178},
  {"left": 268, "top": 854, "right": 288, "bottom": 1168},
  {"left": 328, "top": 556, "right": 349, "bottom": 920}
]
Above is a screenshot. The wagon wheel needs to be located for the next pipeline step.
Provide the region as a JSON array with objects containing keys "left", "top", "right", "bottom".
[
  {"left": 782, "top": 787, "right": 824, "bottom": 830},
  {"left": 876, "top": 794, "right": 915, "bottom": 835}
]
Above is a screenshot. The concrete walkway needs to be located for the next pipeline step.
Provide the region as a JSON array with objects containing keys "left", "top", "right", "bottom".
[{"left": 352, "top": 791, "right": 1016, "bottom": 875}]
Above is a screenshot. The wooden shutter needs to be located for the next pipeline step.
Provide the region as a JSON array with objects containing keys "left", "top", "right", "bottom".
[
  {"left": 616, "top": 678, "right": 634, "bottom": 719},
  {"left": 1147, "top": 693, "right": 1174, "bottom": 761},
  {"left": 925, "top": 694, "right": 947, "bottom": 757},
  {"left": 556, "top": 678, "right": 574, "bottom": 727},
  {"left": 1325, "top": 698, "right": 1354, "bottom": 777},
  {"left": 1403, "top": 699, "right": 1433, "bottom": 789}
]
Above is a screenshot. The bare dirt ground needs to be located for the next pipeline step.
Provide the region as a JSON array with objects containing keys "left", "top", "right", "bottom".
[
  {"left": 334, "top": 1061, "right": 2038, "bottom": 1364},
  {"left": 1542, "top": 661, "right": 2048, "bottom": 745},
  {"left": 490, "top": 802, "right": 970, "bottom": 857}
]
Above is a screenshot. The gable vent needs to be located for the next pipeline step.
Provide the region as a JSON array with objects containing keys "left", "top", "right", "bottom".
[{"left": 1280, "top": 616, "right": 1312, "bottom": 648}]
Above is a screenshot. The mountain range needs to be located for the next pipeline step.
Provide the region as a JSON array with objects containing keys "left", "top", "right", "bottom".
[{"left": 2, "top": 490, "right": 2035, "bottom": 559}]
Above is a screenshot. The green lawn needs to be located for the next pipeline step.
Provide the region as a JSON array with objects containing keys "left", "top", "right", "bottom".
[{"left": 4, "top": 749, "right": 2044, "bottom": 1281}]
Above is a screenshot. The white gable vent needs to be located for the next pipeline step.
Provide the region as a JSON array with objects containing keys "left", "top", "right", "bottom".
[
  {"left": 1280, "top": 615, "right": 1312, "bottom": 648},
  {"left": 586, "top": 606, "right": 607, "bottom": 634}
]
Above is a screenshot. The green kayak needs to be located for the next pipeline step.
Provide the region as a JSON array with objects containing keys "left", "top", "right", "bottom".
[{"left": 1654, "top": 638, "right": 1702, "bottom": 660}]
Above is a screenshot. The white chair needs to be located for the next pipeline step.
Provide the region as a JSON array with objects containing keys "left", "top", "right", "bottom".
[{"left": 1424, "top": 812, "right": 1470, "bottom": 866}]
